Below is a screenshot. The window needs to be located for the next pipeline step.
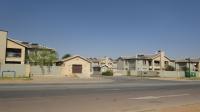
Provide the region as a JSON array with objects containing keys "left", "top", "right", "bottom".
[
  {"left": 72, "top": 65, "right": 82, "bottom": 73},
  {"left": 5, "top": 61, "right": 21, "bottom": 64},
  {"left": 6, "top": 48, "right": 22, "bottom": 58},
  {"left": 154, "top": 61, "right": 160, "bottom": 66}
]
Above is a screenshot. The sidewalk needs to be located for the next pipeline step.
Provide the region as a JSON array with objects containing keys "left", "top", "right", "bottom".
[{"left": 0, "top": 76, "right": 114, "bottom": 84}]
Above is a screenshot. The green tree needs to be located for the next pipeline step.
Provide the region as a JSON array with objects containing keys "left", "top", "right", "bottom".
[
  {"left": 27, "top": 49, "right": 58, "bottom": 74},
  {"left": 62, "top": 54, "right": 71, "bottom": 59},
  {"left": 102, "top": 70, "right": 113, "bottom": 76}
]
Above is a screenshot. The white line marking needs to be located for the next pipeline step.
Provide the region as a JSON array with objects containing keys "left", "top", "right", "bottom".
[
  {"left": 103, "top": 89, "right": 121, "bottom": 91},
  {"left": 128, "top": 93, "right": 190, "bottom": 100}
]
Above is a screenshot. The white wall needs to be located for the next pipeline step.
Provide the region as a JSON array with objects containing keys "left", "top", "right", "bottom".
[
  {"left": 113, "top": 70, "right": 137, "bottom": 76},
  {"left": 159, "top": 71, "right": 185, "bottom": 78}
]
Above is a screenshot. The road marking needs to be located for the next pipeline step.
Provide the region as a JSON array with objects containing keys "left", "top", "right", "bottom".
[
  {"left": 128, "top": 93, "right": 190, "bottom": 100},
  {"left": 103, "top": 88, "right": 121, "bottom": 91}
]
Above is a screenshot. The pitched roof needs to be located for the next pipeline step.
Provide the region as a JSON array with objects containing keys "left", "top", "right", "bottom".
[
  {"left": 118, "top": 56, "right": 137, "bottom": 60},
  {"left": 8, "top": 38, "right": 55, "bottom": 50},
  {"left": 87, "top": 58, "right": 100, "bottom": 63},
  {"left": 118, "top": 54, "right": 174, "bottom": 61},
  {"left": 176, "top": 58, "right": 200, "bottom": 63},
  {"left": 137, "top": 54, "right": 157, "bottom": 59},
  {"left": 62, "top": 55, "right": 92, "bottom": 63}
]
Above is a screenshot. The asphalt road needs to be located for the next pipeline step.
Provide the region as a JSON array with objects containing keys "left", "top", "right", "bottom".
[{"left": 0, "top": 79, "right": 200, "bottom": 112}]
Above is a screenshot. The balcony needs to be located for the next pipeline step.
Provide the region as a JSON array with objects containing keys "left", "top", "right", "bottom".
[{"left": 154, "top": 61, "right": 160, "bottom": 67}]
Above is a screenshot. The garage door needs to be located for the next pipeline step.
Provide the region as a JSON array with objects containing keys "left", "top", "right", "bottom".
[{"left": 72, "top": 65, "right": 82, "bottom": 73}]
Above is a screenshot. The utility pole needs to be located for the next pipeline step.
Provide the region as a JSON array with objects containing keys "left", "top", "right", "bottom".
[{"left": 185, "top": 58, "right": 191, "bottom": 78}]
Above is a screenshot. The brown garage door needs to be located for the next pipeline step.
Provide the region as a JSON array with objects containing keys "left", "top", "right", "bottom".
[{"left": 72, "top": 65, "right": 82, "bottom": 73}]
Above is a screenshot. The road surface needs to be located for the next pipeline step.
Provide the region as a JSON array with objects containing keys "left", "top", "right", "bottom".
[{"left": 0, "top": 79, "right": 200, "bottom": 112}]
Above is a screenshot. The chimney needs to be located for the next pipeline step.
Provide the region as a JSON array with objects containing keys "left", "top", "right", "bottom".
[
  {"left": 157, "top": 50, "right": 165, "bottom": 70},
  {"left": 0, "top": 30, "right": 8, "bottom": 65},
  {"left": 157, "top": 50, "right": 165, "bottom": 57}
]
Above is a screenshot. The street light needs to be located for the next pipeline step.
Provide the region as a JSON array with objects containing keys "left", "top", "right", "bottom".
[{"left": 185, "top": 58, "right": 191, "bottom": 78}]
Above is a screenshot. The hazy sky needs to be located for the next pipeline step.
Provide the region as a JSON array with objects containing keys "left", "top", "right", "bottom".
[{"left": 1, "top": 0, "right": 200, "bottom": 59}]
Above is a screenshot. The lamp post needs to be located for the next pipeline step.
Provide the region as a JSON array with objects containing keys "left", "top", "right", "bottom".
[{"left": 185, "top": 58, "right": 191, "bottom": 78}]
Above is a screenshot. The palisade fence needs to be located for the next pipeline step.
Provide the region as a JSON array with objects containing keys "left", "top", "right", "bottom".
[{"left": 0, "top": 64, "right": 62, "bottom": 77}]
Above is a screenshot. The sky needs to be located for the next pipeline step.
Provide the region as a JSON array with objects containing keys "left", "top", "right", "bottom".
[{"left": 0, "top": 0, "right": 200, "bottom": 59}]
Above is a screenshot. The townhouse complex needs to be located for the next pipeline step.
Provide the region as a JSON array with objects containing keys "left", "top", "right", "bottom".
[
  {"left": 0, "top": 30, "right": 55, "bottom": 65},
  {"left": 0, "top": 30, "right": 200, "bottom": 78},
  {"left": 117, "top": 50, "right": 175, "bottom": 71}
]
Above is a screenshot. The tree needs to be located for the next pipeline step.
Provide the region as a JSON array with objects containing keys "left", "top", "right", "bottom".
[
  {"left": 45, "top": 51, "right": 58, "bottom": 73},
  {"left": 27, "top": 49, "right": 58, "bottom": 74},
  {"left": 165, "top": 65, "right": 175, "bottom": 71},
  {"left": 62, "top": 54, "right": 71, "bottom": 59}
]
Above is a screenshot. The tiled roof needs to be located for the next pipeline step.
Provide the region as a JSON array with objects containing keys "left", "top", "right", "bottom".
[
  {"left": 8, "top": 38, "right": 55, "bottom": 50},
  {"left": 119, "top": 54, "right": 157, "bottom": 60},
  {"left": 62, "top": 55, "right": 92, "bottom": 63},
  {"left": 87, "top": 58, "right": 100, "bottom": 63},
  {"left": 176, "top": 58, "right": 200, "bottom": 63}
]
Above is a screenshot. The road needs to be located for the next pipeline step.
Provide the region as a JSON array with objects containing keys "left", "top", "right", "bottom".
[{"left": 0, "top": 79, "right": 200, "bottom": 112}]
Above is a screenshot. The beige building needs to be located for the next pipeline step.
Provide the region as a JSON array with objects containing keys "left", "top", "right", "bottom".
[
  {"left": 0, "top": 30, "right": 8, "bottom": 65},
  {"left": 60, "top": 56, "right": 92, "bottom": 77},
  {"left": 176, "top": 58, "right": 200, "bottom": 71},
  {"left": 117, "top": 50, "right": 175, "bottom": 71},
  {"left": 88, "top": 57, "right": 116, "bottom": 75},
  {"left": 0, "top": 30, "right": 54, "bottom": 65},
  {"left": 99, "top": 57, "right": 114, "bottom": 72}
]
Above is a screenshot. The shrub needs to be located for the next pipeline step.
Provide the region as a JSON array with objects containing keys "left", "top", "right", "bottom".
[
  {"left": 165, "top": 65, "right": 175, "bottom": 71},
  {"left": 127, "top": 70, "right": 131, "bottom": 76},
  {"left": 102, "top": 70, "right": 113, "bottom": 76}
]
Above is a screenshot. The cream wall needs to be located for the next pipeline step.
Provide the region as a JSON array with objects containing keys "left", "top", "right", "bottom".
[
  {"left": 61, "top": 57, "right": 91, "bottom": 78},
  {"left": 1, "top": 64, "right": 30, "bottom": 77},
  {"left": 99, "top": 57, "right": 113, "bottom": 69},
  {"left": 6, "top": 40, "right": 26, "bottom": 64},
  {"left": 153, "top": 56, "right": 171, "bottom": 70},
  {"left": 0, "top": 31, "right": 7, "bottom": 64},
  {"left": 154, "top": 56, "right": 170, "bottom": 62}
]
